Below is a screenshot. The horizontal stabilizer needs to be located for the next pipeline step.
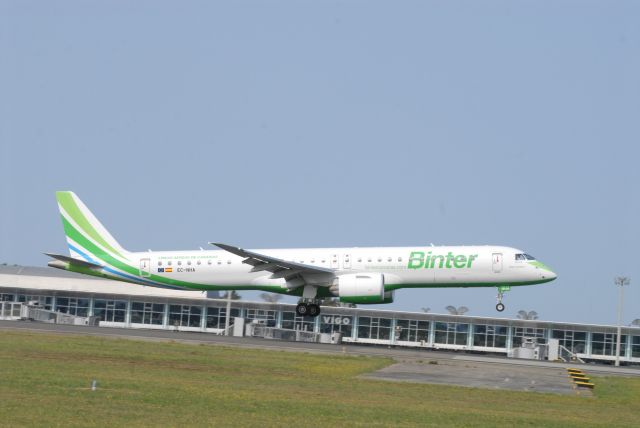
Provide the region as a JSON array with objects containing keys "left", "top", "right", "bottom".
[{"left": 44, "top": 253, "right": 103, "bottom": 269}]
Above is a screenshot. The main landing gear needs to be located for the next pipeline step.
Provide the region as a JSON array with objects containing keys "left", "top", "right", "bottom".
[
  {"left": 495, "top": 285, "right": 510, "bottom": 312},
  {"left": 296, "top": 301, "right": 321, "bottom": 317},
  {"left": 296, "top": 285, "right": 321, "bottom": 317}
]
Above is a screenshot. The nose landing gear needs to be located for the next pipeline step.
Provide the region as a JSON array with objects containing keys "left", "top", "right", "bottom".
[{"left": 495, "top": 285, "right": 510, "bottom": 312}]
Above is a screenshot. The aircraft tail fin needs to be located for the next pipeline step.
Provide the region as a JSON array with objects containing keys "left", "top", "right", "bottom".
[{"left": 55, "top": 191, "right": 130, "bottom": 263}]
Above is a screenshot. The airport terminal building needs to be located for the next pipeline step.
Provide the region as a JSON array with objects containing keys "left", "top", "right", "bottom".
[{"left": 1, "top": 265, "right": 638, "bottom": 365}]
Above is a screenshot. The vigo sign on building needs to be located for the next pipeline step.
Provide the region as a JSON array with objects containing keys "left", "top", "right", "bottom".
[{"left": 322, "top": 316, "right": 351, "bottom": 325}]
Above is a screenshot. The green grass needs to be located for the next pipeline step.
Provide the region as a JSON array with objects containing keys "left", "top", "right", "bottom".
[{"left": 1, "top": 331, "right": 639, "bottom": 427}]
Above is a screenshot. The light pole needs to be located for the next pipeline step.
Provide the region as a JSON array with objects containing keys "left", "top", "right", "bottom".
[
  {"left": 224, "top": 291, "right": 232, "bottom": 336},
  {"left": 614, "top": 276, "right": 630, "bottom": 367}
]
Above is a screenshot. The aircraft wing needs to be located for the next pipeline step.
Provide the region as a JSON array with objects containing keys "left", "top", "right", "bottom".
[{"left": 211, "top": 243, "right": 334, "bottom": 285}]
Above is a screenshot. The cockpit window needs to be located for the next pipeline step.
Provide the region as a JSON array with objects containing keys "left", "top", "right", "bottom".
[{"left": 516, "top": 253, "right": 536, "bottom": 261}]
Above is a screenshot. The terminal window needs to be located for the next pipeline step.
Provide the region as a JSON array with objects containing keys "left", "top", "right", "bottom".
[
  {"left": 206, "top": 306, "right": 240, "bottom": 329},
  {"left": 17, "top": 294, "right": 53, "bottom": 310},
  {"left": 1, "top": 293, "right": 15, "bottom": 301},
  {"left": 55, "top": 297, "right": 89, "bottom": 317},
  {"left": 512, "top": 327, "right": 546, "bottom": 347},
  {"left": 591, "top": 332, "right": 627, "bottom": 356},
  {"left": 358, "top": 317, "right": 392, "bottom": 340},
  {"left": 552, "top": 330, "right": 587, "bottom": 354},
  {"left": 169, "top": 305, "right": 202, "bottom": 328},
  {"left": 282, "top": 311, "right": 315, "bottom": 332},
  {"left": 632, "top": 336, "right": 640, "bottom": 358},
  {"left": 473, "top": 324, "right": 508, "bottom": 348},
  {"left": 395, "top": 319, "right": 429, "bottom": 342},
  {"left": 245, "top": 309, "right": 277, "bottom": 327},
  {"left": 131, "top": 302, "right": 164, "bottom": 325},
  {"left": 93, "top": 299, "right": 126, "bottom": 323},
  {"left": 435, "top": 322, "right": 469, "bottom": 346}
]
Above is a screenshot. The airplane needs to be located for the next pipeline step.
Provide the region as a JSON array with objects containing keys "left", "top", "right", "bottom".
[{"left": 46, "top": 191, "right": 557, "bottom": 317}]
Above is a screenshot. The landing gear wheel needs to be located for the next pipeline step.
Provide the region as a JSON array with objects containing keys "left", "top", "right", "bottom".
[
  {"left": 307, "top": 304, "right": 320, "bottom": 317},
  {"left": 296, "top": 303, "right": 308, "bottom": 316},
  {"left": 495, "top": 286, "right": 509, "bottom": 312}
]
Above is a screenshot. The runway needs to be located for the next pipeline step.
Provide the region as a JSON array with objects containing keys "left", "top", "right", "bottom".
[
  {"left": 2, "top": 320, "right": 638, "bottom": 395},
  {"left": 363, "top": 360, "right": 579, "bottom": 394}
]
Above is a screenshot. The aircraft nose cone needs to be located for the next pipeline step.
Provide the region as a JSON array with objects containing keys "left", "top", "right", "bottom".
[
  {"left": 544, "top": 270, "right": 557, "bottom": 281},
  {"left": 530, "top": 260, "right": 556, "bottom": 282}
]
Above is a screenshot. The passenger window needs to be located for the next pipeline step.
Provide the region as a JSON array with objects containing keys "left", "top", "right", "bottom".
[
  {"left": 377, "top": 257, "right": 382, "bottom": 262},
  {"left": 178, "top": 261, "right": 182, "bottom": 266},
  {"left": 398, "top": 257, "right": 402, "bottom": 262},
  {"left": 158, "top": 261, "right": 162, "bottom": 266},
  {"left": 197, "top": 260, "right": 201, "bottom": 265},
  {"left": 168, "top": 261, "right": 172, "bottom": 266},
  {"left": 368, "top": 258, "right": 372, "bottom": 262},
  {"left": 187, "top": 261, "right": 191, "bottom": 266},
  {"left": 217, "top": 261, "right": 222, "bottom": 265},
  {"left": 387, "top": 257, "right": 392, "bottom": 262},
  {"left": 208, "top": 259, "right": 212, "bottom": 265},
  {"left": 357, "top": 258, "right": 362, "bottom": 262},
  {"left": 227, "top": 260, "right": 231, "bottom": 264}
]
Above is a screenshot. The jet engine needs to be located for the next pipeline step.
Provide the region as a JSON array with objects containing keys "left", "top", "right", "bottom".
[{"left": 329, "top": 273, "right": 392, "bottom": 304}]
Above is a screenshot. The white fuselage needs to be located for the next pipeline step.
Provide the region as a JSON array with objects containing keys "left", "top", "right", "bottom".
[{"left": 133, "top": 245, "right": 555, "bottom": 292}]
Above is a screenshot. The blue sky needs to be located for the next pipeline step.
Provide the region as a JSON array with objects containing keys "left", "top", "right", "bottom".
[{"left": 1, "top": 1, "right": 638, "bottom": 325}]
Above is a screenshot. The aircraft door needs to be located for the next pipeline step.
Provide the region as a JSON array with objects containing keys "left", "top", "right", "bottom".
[
  {"left": 140, "top": 258, "right": 151, "bottom": 277},
  {"left": 343, "top": 254, "right": 351, "bottom": 269},
  {"left": 492, "top": 253, "right": 503, "bottom": 273}
]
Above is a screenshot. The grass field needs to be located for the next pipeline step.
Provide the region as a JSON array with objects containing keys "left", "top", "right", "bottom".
[{"left": 1, "top": 330, "right": 639, "bottom": 427}]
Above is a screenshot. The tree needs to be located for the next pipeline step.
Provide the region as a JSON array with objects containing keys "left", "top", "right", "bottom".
[
  {"left": 221, "top": 291, "right": 241, "bottom": 300},
  {"left": 321, "top": 297, "right": 341, "bottom": 307},
  {"left": 631, "top": 319, "right": 640, "bottom": 327},
  {"left": 421, "top": 307, "right": 431, "bottom": 313},
  {"left": 320, "top": 298, "right": 356, "bottom": 308},
  {"left": 259, "top": 293, "right": 283, "bottom": 303},
  {"left": 445, "top": 305, "right": 468, "bottom": 315},
  {"left": 516, "top": 310, "right": 539, "bottom": 320}
]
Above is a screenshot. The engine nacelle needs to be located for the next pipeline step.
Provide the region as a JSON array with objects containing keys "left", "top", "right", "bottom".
[{"left": 330, "top": 273, "right": 387, "bottom": 304}]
